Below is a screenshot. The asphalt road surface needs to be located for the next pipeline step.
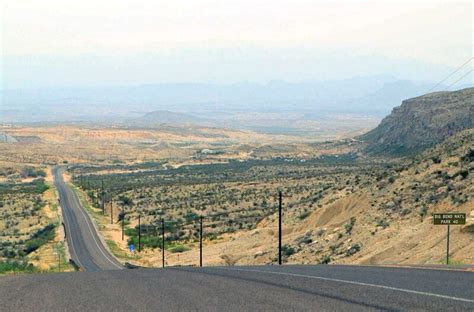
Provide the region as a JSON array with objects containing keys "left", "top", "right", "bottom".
[
  {"left": 52, "top": 166, "right": 123, "bottom": 271},
  {"left": 1, "top": 265, "right": 473, "bottom": 311}
]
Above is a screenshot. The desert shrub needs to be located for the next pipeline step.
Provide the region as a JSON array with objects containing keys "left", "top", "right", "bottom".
[
  {"left": 459, "top": 170, "right": 469, "bottom": 179},
  {"left": 345, "top": 243, "right": 361, "bottom": 256},
  {"left": 320, "top": 255, "right": 331, "bottom": 264},
  {"left": 169, "top": 245, "right": 190, "bottom": 253},
  {"left": 281, "top": 245, "right": 295, "bottom": 257},
  {"left": 0, "top": 260, "right": 37, "bottom": 273},
  {"left": 461, "top": 149, "right": 474, "bottom": 162},
  {"left": 118, "top": 195, "right": 133, "bottom": 206},
  {"left": 376, "top": 218, "right": 390, "bottom": 228},
  {"left": 431, "top": 156, "right": 442, "bottom": 164},
  {"left": 24, "top": 223, "right": 56, "bottom": 254},
  {"left": 419, "top": 206, "right": 428, "bottom": 219},
  {"left": 401, "top": 208, "right": 411, "bottom": 216},
  {"left": 21, "top": 167, "right": 46, "bottom": 178},
  {"left": 125, "top": 227, "right": 163, "bottom": 249},
  {"left": 345, "top": 217, "right": 356, "bottom": 234},
  {"left": 298, "top": 211, "right": 311, "bottom": 220}
]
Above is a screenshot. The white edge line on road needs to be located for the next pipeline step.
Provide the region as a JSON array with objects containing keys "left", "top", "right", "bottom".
[
  {"left": 70, "top": 186, "right": 123, "bottom": 270},
  {"left": 59, "top": 191, "right": 85, "bottom": 270},
  {"left": 55, "top": 167, "right": 122, "bottom": 270},
  {"left": 224, "top": 267, "right": 474, "bottom": 304},
  {"left": 54, "top": 169, "right": 86, "bottom": 270}
]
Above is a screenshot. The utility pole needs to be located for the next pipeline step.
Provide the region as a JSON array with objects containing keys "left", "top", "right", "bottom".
[
  {"left": 199, "top": 216, "right": 203, "bottom": 267},
  {"left": 101, "top": 180, "right": 105, "bottom": 215},
  {"left": 161, "top": 218, "right": 165, "bottom": 268},
  {"left": 138, "top": 215, "right": 141, "bottom": 252},
  {"left": 110, "top": 201, "right": 113, "bottom": 224},
  {"left": 122, "top": 212, "right": 125, "bottom": 241},
  {"left": 278, "top": 190, "right": 282, "bottom": 265}
]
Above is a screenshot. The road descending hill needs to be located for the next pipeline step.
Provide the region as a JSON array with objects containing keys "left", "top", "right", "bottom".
[{"left": 53, "top": 166, "right": 123, "bottom": 271}]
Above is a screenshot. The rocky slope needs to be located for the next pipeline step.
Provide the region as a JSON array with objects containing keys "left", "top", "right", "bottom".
[
  {"left": 360, "top": 87, "right": 473, "bottom": 156},
  {"left": 192, "top": 129, "right": 474, "bottom": 266}
]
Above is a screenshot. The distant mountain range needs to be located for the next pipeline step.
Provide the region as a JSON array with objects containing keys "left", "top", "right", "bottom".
[
  {"left": 0, "top": 76, "right": 443, "bottom": 125},
  {"left": 360, "top": 87, "right": 474, "bottom": 156}
]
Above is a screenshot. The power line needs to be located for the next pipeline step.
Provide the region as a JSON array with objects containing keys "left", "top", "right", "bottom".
[
  {"left": 444, "top": 69, "right": 473, "bottom": 91},
  {"left": 427, "top": 57, "right": 473, "bottom": 93}
]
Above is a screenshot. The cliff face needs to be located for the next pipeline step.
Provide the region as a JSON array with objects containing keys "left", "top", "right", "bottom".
[{"left": 360, "top": 88, "right": 474, "bottom": 156}]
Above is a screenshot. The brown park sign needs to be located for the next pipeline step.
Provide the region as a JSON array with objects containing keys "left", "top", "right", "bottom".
[{"left": 433, "top": 213, "right": 466, "bottom": 225}]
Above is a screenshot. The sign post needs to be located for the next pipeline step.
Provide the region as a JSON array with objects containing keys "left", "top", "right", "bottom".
[
  {"left": 138, "top": 215, "right": 141, "bottom": 252},
  {"left": 101, "top": 180, "right": 105, "bottom": 215},
  {"left": 161, "top": 218, "right": 165, "bottom": 268},
  {"left": 433, "top": 213, "right": 466, "bottom": 265},
  {"left": 199, "top": 216, "right": 203, "bottom": 267},
  {"left": 117, "top": 211, "right": 125, "bottom": 241}
]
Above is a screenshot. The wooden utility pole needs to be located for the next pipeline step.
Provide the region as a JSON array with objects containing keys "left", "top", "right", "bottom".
[
  {"left": 161, "top": 218, "right": 165, "bottom": 268},
  {"left": 138, "top": 215, "right": 141, "bottom": 252},
  {"left": 199, "top": 216, "right": 203, "bottom": 267}
]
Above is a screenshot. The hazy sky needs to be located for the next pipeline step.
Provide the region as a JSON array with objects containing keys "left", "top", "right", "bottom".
[{"left": 1, "top": 0, "right": 472, "bottom": 88}]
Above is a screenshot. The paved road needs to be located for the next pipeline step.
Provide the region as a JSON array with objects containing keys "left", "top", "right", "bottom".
[
  {"left": 0, "top": 265, "right": 473, "bottom": 311},
  {"left": 52, "top": 166, "right": 123, "bottom": 271}
]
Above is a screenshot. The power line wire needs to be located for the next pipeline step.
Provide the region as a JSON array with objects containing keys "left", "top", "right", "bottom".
[
  {"left": 444, "top": 69, "right": 473, "bottom": 91},
  {"left": 427, "top": 57, "right": 473, "bottom": 93}
]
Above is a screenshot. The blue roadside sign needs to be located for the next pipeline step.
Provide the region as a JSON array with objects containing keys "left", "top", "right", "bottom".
[{"left": 129, "top": 244, "right": 135, "bottom": 253}]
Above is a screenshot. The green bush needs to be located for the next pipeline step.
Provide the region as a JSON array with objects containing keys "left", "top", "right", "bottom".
[
  {"left": 345, "top": 217, "right": 356, "bottom": 234},
  {"left": 281, "top": 245, "right": 295, "bottom": 257},
  {"left": 118, "top": 195, "right": 133, "bottom": 206},
  {"left": 0, "top": 260, "right": 37, "bottom": 273},
  {"left": 431, "top": 156, "right": 442, "bottom": 164},
  {"left": 169, "top": 245, "right": 190, "bottom": 253},
  {"left": 376, "top": 218, "right": 390, "bottom": 228},
  {"left": 419, "top": 206, "right": 428, "bottom": 219},
  {"left": 320, "top": 255, "right": 331, "bottom": 264},
  {"left": 345, "top": 243, "right": 361, "bottom": 256},
  {"left": 298, "top": 211, "right": 311, "bottom": 220},
  {"left": 21, "top": 167, "right": 46, "bottom": 178},
  {"left": 126, "top": 229, "right": 163, "bottom": 249},
  {"left": 24, "top": 224, "right": 56, "bottom": 254}
]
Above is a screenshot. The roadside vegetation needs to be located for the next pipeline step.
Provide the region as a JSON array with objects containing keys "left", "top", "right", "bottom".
[{"left": 0, "top": 165, "right": 72, "bottom": 273}]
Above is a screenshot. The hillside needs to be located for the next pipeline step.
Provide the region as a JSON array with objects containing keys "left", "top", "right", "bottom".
[
  {"left": 70, "top": 128, "right": 473, "bottom": 267},
  {"left": 139, "top": 110, "right": 207, "bottom": 125},
  {"left": 0, "top": 133, "right": 18, "bottom": 143},
  {"left": 360, "top": 87, "right": 474, "bottom": 156}
]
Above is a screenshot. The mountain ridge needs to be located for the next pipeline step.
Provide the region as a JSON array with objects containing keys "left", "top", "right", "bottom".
[{"left": 360, "top": 87, "right": 474, "bottom": 156}]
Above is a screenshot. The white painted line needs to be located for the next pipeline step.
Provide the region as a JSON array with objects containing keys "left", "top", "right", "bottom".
[
  {"left": 54, "top": 171, "right": 85, "bottom": 271},
  {"left": 60, "top": 193, "right": 85, "bottom": 270},
  {"left": 70, "top": 187, "right": 123, "bottom": 270},
  {"left": 56, "top": 168, "right": 122, "bottom": 270},
  {"left": 224, "top": 267, "right": 474, "bottom": 304}
]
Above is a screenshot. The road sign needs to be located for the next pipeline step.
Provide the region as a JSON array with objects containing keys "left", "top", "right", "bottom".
[
  {"left": 129, "top": 244, "right": 135, "bottom": 253},
  {"left": 433, "top": 213, "right": 466, "bottom": 225},
  {"left": 432, "top": 213, "right": 466, "bottom": 265}
]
